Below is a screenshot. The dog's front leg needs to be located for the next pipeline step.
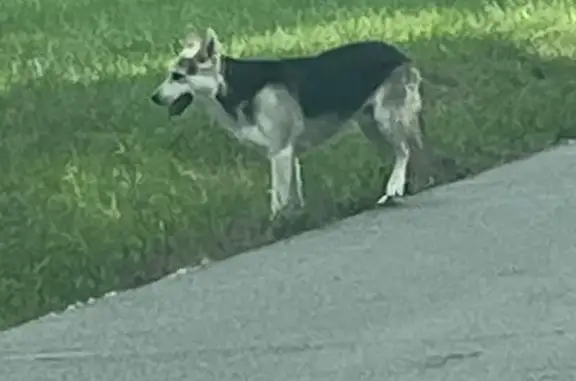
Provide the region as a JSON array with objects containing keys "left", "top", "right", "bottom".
[
  {"left": 269, "top": 144, "right": 297, "bottom": 219},
  {"left": 293, "top": 157, "right": 305, "bottom": 208}
]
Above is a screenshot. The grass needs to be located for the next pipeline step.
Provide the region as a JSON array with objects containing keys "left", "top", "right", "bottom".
[{"left": 1, "top": 0, "right": 575, "bottom": 330}]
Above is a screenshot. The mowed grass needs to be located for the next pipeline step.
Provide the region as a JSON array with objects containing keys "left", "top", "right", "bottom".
[{"left": 1, "top": 0, "right": 575, "bottom": 329}]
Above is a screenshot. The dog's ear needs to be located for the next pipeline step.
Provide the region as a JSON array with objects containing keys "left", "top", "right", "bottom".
[
  {"left": 171, "top": 38, "right": 183, "bottom": 54},
  {"left": 184, "top": 32, "right": 202, "bottom": 48},
  {"left": 203, "top": 28, "right": 220, "bottom": 58},
  {"left": 178, "top": 32, "right": 202, "bottom": 58}
]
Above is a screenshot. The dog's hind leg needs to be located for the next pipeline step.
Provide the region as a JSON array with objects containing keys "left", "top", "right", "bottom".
[
  {"left": 373, "top": 116, "right": 411, "bottom": 205},
  {"left": 362, "top": 63, "right": 429, "bottom": 205},
  {"left": 357, "top": 118, "right": 407, "bottom": 203}
]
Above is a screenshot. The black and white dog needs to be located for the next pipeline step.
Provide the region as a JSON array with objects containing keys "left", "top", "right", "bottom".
[{"left": 151, "top": 28, "right": 431, "bottom": 218}]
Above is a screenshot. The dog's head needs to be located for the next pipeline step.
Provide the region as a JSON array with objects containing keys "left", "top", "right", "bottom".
[{"left": 150, "top": 28, "right": 223, "bottom": 117}]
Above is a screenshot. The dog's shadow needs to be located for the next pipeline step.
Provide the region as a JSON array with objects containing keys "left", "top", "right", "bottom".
[{"left": 262, "top": 191, "right": 414, "bottom": 240}]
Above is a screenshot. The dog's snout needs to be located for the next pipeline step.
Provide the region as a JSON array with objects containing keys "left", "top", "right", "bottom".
[{"left": 150, "top": 92, "right": 162, "bottom": 105}]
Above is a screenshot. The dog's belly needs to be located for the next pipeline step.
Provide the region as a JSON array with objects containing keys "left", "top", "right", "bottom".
[
  {"left": 294, "top": 117, "right": 354, "bottom": 154},
  {"left": 228, "top": 115, "right": 356, "bottom": 157}
]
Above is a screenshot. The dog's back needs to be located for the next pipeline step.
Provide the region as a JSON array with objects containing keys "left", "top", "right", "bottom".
[
  {"left": 291, "top": 41, "right": 411, "bottom": 120},
  {"left": 222, "top": 42, "right": 410, "bottom": 122}
]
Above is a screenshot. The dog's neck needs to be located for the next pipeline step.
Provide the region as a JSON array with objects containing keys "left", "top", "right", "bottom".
[
  {"left": 210, "top": 55, "right": 276, "bottom": 123},
  {"left": 190, "top": 56, "right": 255, "bottom": 129},
  {"left": 214, "top": 56, "right": 251, "bottom": 103}
]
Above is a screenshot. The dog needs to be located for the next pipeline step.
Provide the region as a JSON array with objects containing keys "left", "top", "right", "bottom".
[{"left": 150, "top": 28, "right": 432, "bottom": 219}]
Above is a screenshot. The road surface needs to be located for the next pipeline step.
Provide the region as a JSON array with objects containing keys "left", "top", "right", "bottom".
[{"left": 1, "top": 145, "right": 576, "bottom": 380}]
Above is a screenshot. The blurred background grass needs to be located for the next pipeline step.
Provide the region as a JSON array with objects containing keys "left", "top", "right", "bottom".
[{"left": 1, "top": 0, "right": 575, "bottom": 329}]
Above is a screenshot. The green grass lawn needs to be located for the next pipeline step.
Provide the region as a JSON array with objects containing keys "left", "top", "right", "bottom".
[{"left": 1, "top": 0, "right": 575, "bottom": 330}]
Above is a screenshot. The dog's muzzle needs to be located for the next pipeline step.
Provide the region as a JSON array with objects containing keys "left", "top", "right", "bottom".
[
  {"left": 168, "top": 93, "right": 194, "bottom": 117},
  {"left": 150, "top": 92, "right": 194, "bottom": 117},
  {"left": 150, "top": 92, "right": 163, "bottom": 105}
]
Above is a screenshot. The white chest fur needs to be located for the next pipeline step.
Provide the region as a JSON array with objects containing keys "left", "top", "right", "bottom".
[{"left": 198, "top": 96, "right": 276, "bottom": 152}]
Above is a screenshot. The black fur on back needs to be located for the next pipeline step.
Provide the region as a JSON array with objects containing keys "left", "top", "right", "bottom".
[{"left": 215, "top": 41, "right": 410, "bottom": 122}]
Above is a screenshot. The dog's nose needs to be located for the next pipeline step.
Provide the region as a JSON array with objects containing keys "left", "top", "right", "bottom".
[{"left": 150, "top": 92, "right": 162, "bottom": 105}]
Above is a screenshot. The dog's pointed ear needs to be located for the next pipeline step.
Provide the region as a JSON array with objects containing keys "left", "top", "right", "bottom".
[
  {"left": 171, "top": 38, "right": 183, "bottom": 54},
  {"left": 203, "top": 28, "right": 220, "bottom": 58}
]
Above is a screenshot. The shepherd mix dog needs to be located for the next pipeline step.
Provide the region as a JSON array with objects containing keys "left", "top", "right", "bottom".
[{"left": 150, "top": 28, "right": 433, "bottom": 219}]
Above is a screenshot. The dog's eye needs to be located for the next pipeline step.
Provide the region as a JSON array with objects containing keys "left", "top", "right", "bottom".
[{"left": 171, "top": 72, "right": 185, "bottom": 81}]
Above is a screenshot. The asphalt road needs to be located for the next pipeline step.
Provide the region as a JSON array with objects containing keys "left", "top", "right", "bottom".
[{"left": 2, "top": 145, "right": 576, "bottom": 381}]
